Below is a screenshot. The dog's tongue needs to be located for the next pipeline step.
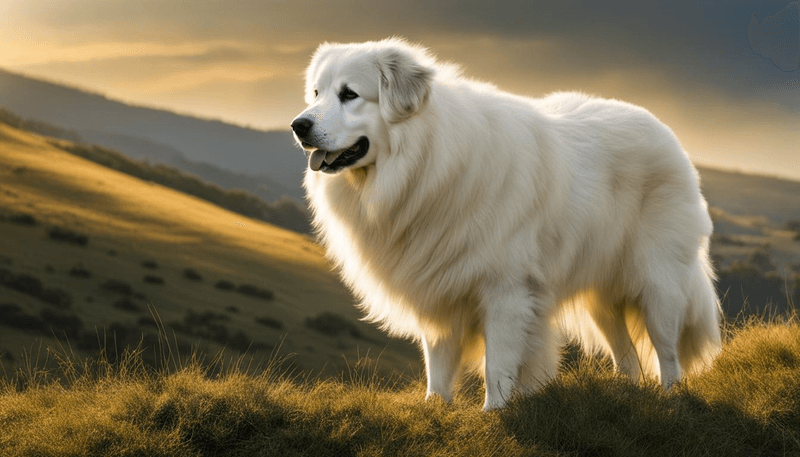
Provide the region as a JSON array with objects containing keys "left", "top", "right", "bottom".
[
  {"left": 309, "top": 149, "right": 345, "bottom": 171},
  {"left": 309, "top": 150, "right": 327, "bottom": 171}
]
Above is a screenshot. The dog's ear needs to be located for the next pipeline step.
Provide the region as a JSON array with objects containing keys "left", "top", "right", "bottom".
[{"left": 376, "top": 48, "right": 433, "bottom": 123}]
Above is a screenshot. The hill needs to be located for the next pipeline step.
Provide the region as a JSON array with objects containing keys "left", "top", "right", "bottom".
[
  {"left": 2, "top": 68, "right": 798, "bottom": 217},
  {"left": 0, "top": 69, "right": 306, "bottom": 199},
  {"left": 1, "top": 318, "right": 798, "bottom": 456},
  {"left": 698, "top": 166, "right": 800, "bottom": 228},
  {"left": 0, "top": 122, "right": 420, "bottom": 378}
]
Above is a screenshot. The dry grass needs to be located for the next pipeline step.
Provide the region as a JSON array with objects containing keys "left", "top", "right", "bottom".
[{"left": 1, "top": 315, "right": 798, "bottom": 457}]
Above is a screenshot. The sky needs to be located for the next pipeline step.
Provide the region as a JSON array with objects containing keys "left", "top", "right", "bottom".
[{"left": 0, "top": 0, "right": 798, "bottom": 179}]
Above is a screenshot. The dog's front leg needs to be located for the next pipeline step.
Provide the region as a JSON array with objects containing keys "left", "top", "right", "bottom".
[
  {"left": 421, "top": 332, "right": 462, "bottom": 402},
  {"left": 482, "top": 284, "right": 539, "bottom": 410}
]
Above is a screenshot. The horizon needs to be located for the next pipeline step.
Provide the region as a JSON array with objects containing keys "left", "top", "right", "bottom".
[{"left": 0, "top": 1, "right": 797, "bottom": 180}]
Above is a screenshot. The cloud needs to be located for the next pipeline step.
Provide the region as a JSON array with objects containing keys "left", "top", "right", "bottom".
[
  {"left": 10, "top": 0, "right": 796, "bottom": 101},
  {"left": 4, "top": 0, "right": 798, "bottom": 130}
]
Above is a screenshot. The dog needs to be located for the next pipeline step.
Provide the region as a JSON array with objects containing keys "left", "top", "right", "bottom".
[{"left": 291, "top": 38, "right": 721, "bottom": 410}]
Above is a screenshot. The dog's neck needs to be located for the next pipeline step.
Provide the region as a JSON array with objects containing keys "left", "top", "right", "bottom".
[{"left": 345, "top": 164, "right": 372, "bottom": 190}]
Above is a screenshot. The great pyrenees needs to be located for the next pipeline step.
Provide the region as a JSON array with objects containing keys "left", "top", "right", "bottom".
[{"left": 291, "top": 38, "right": 721, "bottom": 410}]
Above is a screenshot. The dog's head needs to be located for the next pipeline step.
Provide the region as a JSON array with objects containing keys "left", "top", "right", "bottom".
[{"left": 291, "top": 38, "right": 433, "bottom": 174}]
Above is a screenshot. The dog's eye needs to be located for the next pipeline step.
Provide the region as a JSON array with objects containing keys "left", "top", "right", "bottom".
[
  {"left": 339, "top": 87, "right": 359, "bottom": 102},
  {"left": 313, "top": 89, "right": 318, "bottom": 98}
]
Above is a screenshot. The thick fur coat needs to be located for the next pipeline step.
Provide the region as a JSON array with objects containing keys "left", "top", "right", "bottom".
[{"left": 292, "top": 38, "right": 722, "bottom": 410}]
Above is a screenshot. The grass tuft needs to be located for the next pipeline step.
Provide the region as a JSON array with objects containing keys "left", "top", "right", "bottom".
[{"left": 1, "top": 317, "right": 799, "bottom": 456}]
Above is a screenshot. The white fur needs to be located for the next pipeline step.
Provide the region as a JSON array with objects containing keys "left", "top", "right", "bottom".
[{"left": 293, "top": 38, "right": 722, "bottom": 410}]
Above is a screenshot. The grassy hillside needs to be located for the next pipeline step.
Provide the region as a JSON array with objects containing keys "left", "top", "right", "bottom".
[
  {"left": 0, "top": 122, "right": 420, "bottom": 378},
  {"left": 0, "top": 69, "right": 306, "bottom": 195},
  {"left": 52, "top": 139, "right": 310, "bottom": 234},
  {"left": 0, "top": 317, "right": 798, "bottom": 456}
]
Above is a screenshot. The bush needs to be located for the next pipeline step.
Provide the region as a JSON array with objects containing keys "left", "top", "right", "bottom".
[
  {"left": 39, "top": 309, "right": 84, "bottom": 339},
  {"left": 0, "top": 303, "right": 45, "bottom": 332},
  {"left": 236, "top": 284, "right": 274, "bottom": 301},
  {"left": 214, "top": 280, "right": 235, "bottom": 291},
  {"left": 171, "top": 310, "right": 231, "bottom": 343},
  {"left": 3, "top": 272, "right": 43, "bottom": 296},
  {"left": 38, "top": 288, "right": 72, "bottom": 309},
  {"left": 0, "top": 269, "right": 71, "bottom": 308},
  {"left": 113, "top": 298, "right": 141, "bottom": 313},
  {"left": 7, "top": 213, "right": 36, "bottom": 226},
  {"left": 305, "top": 312, "right": 364, "bottom": 339},
  {"left": 99, "top": 279, "right": 134, "bottom": 296},
  {"left": 68, "top": 264, "right": 92, "bottom": 278},
  {"left": 255, "top": 316, "right": 284, "bottom": 330},
  {"left": 183, "top": 268, "right": 203, "bottom": 281},
  {"left": 141, "top": 260, "right": 158, "bottom": 269},
  {"left": 47, "top": 227, "right": 89, "bottom": 246},
  {"left": 143, "top": 275, "right": 164, "bottom": 285}
]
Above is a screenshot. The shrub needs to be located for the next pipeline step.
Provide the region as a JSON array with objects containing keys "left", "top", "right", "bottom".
[
  {"left": 47, "top": 226, "right": 89, "bottom": 246},
  {"left": 39, "top": 309, "right": 84, "bottom": 339},
  {"left": 113, "top": 298, "right": 141, "bottom": 313},
  {"left": 0, "top": 269, "right": 72, "bottom": 308},
  {"left": 183, "top": 268, "right": 203, "bottom": 281},
  {"left": 255, "top": 316, "right": 284, "bottom": 330},
  {"left": 3, "top": 272, "right": 43, "bottom": 296},
  {"left": 171, "top": 311, "right": 230, "bottom": 343},
  {"left": 214, "top": 280, "right": 235, "bottom": 291},
  {"left": 99, "top": 279, "right": 134, "bottom": 296},
  {"left": 228, "top": 330, "right": 258, "bottom": 353},
  {"left": 0, "top": 303, "right": 45, "bottom": 332},
  {"left": 141, "top": 260, "right": 158, "bottom": 269},
  {"left": 143, "top": 275, "right": 164, "bottom": 285},
  {"left": 8, "top": 213, "right": 36, "bottom": 226},
  {"left": 39, "top": 288, "right": 72, "bottom": 309},
  {"left": 236, "top": 284, "right": 274, "bottom": 301},
  {"left": 749, "top": 251, "right": 775, "bottom": 273},
  {"left": 305, "top": 312, "right": 364, "bottom": 339},
  {"left": 68, "top": 264, "right": 92, "bottom": 278}
]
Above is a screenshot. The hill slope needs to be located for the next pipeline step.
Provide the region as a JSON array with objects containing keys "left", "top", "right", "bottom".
[
  {"left": 1, "top": 320, "right": 798, "bottom": 456},
  {"left": 0, "top": 69, "right": 305, "bottom": 198},
  {"left": 0, "top": 122, "right": 420, "bottom": 377}
]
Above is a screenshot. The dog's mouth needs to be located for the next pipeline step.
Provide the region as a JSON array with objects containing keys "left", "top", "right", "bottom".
[{"left": 307, "top": 136, "right": 369, "bottom": 173}]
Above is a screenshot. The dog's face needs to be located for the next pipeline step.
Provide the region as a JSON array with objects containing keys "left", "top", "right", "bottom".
[{"left": 291, "top": 39, "right": 433, "bottom": 174}]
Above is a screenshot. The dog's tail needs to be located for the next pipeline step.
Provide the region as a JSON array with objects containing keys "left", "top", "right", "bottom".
[{"left": 678, "top": 237, "right": 723, "bottom": 375}]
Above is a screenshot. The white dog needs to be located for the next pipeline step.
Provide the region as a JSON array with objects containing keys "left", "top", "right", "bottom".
[{"left": 291, "top": 38, "right": 721, "bottom": 410}]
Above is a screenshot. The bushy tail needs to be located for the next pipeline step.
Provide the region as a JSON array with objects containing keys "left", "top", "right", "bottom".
[{"left": 679, "top": 241, "right": 723, "bottom": 374}]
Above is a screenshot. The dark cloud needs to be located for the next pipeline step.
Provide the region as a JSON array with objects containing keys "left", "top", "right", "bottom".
[{"left": 24, "top": 0, "right": 798, "bottom": 109}]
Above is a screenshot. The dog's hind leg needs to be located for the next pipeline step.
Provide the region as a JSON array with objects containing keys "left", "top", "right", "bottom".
[
  {"left": 589, "top": 300, "right": 643, "bottom": 382},
  {"left": 422, "top": 331, "right": 462, "bottom": 402},
  {"left": 640, "top": 279, "right": 685, "bottom": 389}
]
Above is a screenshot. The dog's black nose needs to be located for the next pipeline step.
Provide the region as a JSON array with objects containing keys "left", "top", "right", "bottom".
[{"left": 291, "top": 117, "right": 313, "bottom": 138}]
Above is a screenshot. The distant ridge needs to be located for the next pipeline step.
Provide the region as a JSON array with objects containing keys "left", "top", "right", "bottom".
[{"left": 0, "top": 68, "right": 306, "bottom": 198}]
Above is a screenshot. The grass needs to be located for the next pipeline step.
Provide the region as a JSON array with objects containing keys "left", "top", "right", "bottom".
[
  {"left": 1, "top": 316, "right": 798, "bottom": 457},
  {"left": 0, "top": 122, "right": 416, "bottom": 378}
]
